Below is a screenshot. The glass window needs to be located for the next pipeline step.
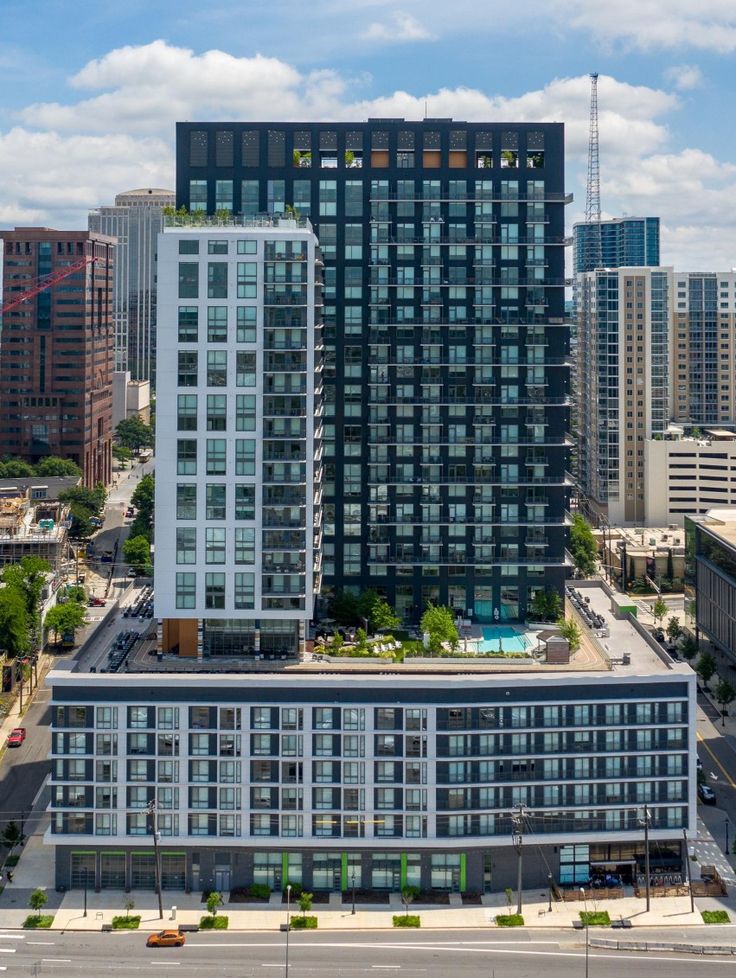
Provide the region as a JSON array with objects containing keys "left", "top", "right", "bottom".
[
  {"left": 234, "top": 573, "right": 255, "bottom": 609},
  {"left": 206, "top": 394, "right": 227, "bottom": 431},
  {"left": 207, "top": 350, "right": 227, "bottom": 386},
  {"left": 235, "top": 351, "right": 256, "bottom": 387},
  {"left": 189, "top": 181, "right": 207, "bottom": 212},
  {"left": 237, "top": 306, "right": 257, "bottom": 342},
  {"left": 205, "top": 528, "right": 226, "bottom": 564},
  {"left": 179, "top": 239, "right": 199, "bottom": 255},
  {"left": 207, "top": 307, "right": 228, "bottom": 342},
  {"left": 235, "top": 439, "right": 255, "bottom": 475},
  {"left": 319, "top": 180, "right": 337, "bottom": 216},
  {"left": 176, "top": 439, "right": 197, "bottom": 475},
  {"left": 178, "top": 306, "right": 198, "bottom": 342},
  {"left": 178, "top": 263, "right": 199, "bottom": 299},
  {"left": 176, "top": 572, "right": 196, "bottom": 609},
  {"left": 237, "top": 262, "right": 257, "bottom": 299},
  {"left": 241, "top": 180, "right": 259, "bottom": 215},
  {"left": 234, "top": 527, "right": 255, "bottom": 564},
  {"left": 205, "top": 573, "right": 226, "bottom": 610},
  {"left": 176, "top": 527, "right": 196, "bottom": 564},
  {"left": 235, "top": 485, "right": 255, "bottom": 520},
  {"left": 177, "top": 350, "right": 198, "bottom": 387},
  {"left": 208, "top": 239, "right": 228, "bottom": 255},
  {"left": 236, "top": 394, "right": 256, "bottom": 431},
  {"left": 206, "top": 439, "right": 227, "bottom": 475},
  {"left": 237, "top": 240, "right": 257, "bottom": 254},
  {"left": 208, "top": 262, "right": 227, "bottom": 299},
  {"left": 206, "top": 484, "right": 226, "bottom": 520},
  {"left": 177, "top": 394, "right": 197, "bottom": 431}
]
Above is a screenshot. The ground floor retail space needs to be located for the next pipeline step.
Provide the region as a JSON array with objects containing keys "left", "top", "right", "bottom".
[{"left": 55, "top": 839, "right": 684, "bottom": 895}]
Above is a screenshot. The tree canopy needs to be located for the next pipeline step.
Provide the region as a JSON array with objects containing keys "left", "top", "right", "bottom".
[
  {"left": 34, "top": 456, "right": 82, "bottom": 477},
  {"left": 115, "top": 417, "right": 154, "bottom": 452},
  {"left": 2, "top": 556, "right": 51, "bottom": 653},
  {"left": 569, "top": 514, "right": 598, "bottom": 578},
  {"left": 0, "top": 586, "right": 29, "bottom": 656},
  {"left": 44, "top": 602, "right": 87, "bottom": 643},
  {"left": 420, "top": 603, "right": 459, "bottom": 654},
  {"left": 123, "top": 535, "right": 152, "bottom": 575},
  {"left": 129, "top": 474, "right": 155, "bottom": 541},
  {"left": 59, "top": 484, "right": 106, "bottom": 538}
]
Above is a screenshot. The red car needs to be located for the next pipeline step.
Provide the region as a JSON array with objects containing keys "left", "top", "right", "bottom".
[
  {"left": 88, "top": 596, "right": 106, "bottom": 607},
  {"left": 7, "top": 727, "right": 26, "bottom": 748}
]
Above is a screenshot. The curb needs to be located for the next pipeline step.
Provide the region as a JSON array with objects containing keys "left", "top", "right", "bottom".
[{"left": 590, "top": 937, "right": 736, "bottom": 956}]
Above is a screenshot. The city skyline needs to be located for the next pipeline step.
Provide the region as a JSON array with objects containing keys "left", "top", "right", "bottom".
[{"left": 0, "top": 2, "right": 735, "bottom": 270}]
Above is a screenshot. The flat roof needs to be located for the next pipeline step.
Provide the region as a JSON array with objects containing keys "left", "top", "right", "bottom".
[{"left": 65, "top": 584, "right": 688, "bottom": 683}]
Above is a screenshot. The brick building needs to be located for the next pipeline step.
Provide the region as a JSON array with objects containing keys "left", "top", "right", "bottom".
[{"left": 0, "top": 229, "right": 115, "bottom": 486}]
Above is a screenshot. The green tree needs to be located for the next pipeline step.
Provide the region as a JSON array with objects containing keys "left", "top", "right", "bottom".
[
  {"left": 696, "top": 651, "right": 717, "bottom": 686},
  {"left": 680, "top": 634, "right": 698, "bottom": 661},
  {"left": 714, "top": 678, "right": 736, "bottom": 727},
  {"left": 0, "top": 586, "right": 29, "bottom": 657},
  {"left": 3, "top": 557, "right": 51, "bottom": 655},
  {"left": 124, "top": 898, "right": 135, "bottom": 918},
  {"left": 328, "top": 591, "right": 361, "bottom": 626},
  {"left": 420, "top": 603, "right": 459, "bottom": 654},
  {"left": 298, "top": 891, "right": 313, "bottom": 917},
  {"left": 569, "top": 514, "right": 598, "bottom": 578},
  {"left": 206, "top": 891, "right": 223, "bottom": 918},
  {"left": 123, "top": 535, "right": 152, "bottom": 575},
  {"left": 115, "top": 417, "right": 154, "bottom": 452},
  {"left": 59, "top": 484, "right": 106, "bottom": 538},
  {"left": 28, "top": 888, "right": 48, "bottom": 918},
  {"left": 0, "top": 458, "right": 35, "bottom": 477},
  {"left": 112, "top": 445, "right": 132, "bottom": 466},
  {"left": 556, "top": 616, "right": 582, "bottom": 652},
  {"left": 1, "top": 820, "right": 24, "bottom": 855},
  {"left": 355, "top": 627, "right": 368, "bottom": 652},
  {"left": 666, "top": 616, "right": 682, "bottom": 643},
  {"left": 44, "top": 602, "right": 87, "bottom": 645},
  {"left": 34, "top": 456, "right": 81, "bottom": 477},
  {"left": 651, "top": 596, "right": 668, "bottom": 625},
  {"left": 129, "top": 474, "right": 155, "bottom": 541},
  {"left": 529, "top": 589, "right": 562, "bottom": 623},
  {"left": 362, "top": 592, "right": 400, "bottom": 632}
]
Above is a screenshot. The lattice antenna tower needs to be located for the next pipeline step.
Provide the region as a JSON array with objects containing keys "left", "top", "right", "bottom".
[{"left": 584, "top": 72, "right": 602, "bottom": 269}]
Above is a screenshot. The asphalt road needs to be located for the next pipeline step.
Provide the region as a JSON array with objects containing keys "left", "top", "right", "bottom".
[
  {"left": 0, "top": 929, "right": 734, "bottom": 977},
  {"left": 0, "top": 688, "right": 51, "bottom": 842}
]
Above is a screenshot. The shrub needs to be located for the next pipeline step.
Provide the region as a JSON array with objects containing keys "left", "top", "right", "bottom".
[
  {"left": 495, "top": 914, "right": 524, "bottom": 927},
  {"left": 580, "top": 910, "right": 611, "bottom": 926},
  {"left": 23, "top": 915, "right": 53, "bottom": 929},
  {"left": 702, "top": 910, "right": 730, "bottom": 924},
  {"left": 206, "top": 890, "right": 223, "bottom": 917},
  {"left": 111, "top": 915, "right": 141, "bottom": 929},
  {"left": 393, "top": 915, "right": 420, "bottom": 928},
  {"left": 291, "top": 915, "right": 318, "bottom": 929},
  {"left": 4, "top": 854, "right": 20, "bottom": 867},
  {"left": 200, "top": 915, "right": 229, "bottom": 929},
  {"left": 247, "top": 883, "right": 272, "bottom": 900}
]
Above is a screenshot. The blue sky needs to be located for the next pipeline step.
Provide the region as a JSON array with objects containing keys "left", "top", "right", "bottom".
[{"left": 1, "top": 0, "right": 735, "bottom": 269}]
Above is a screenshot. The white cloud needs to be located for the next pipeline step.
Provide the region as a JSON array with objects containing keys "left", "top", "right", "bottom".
[
  {"left": 1, "top": 40, "right": 735, "bottom": 271},
  {"left": 552, "top": 0, "right": 736, "bottom": 52},
  {"left": 664, "top": 64, "right": 703, "bottom": 90},
  {"left": 363, "top": 11, "right": 434, "bottom": 42}
]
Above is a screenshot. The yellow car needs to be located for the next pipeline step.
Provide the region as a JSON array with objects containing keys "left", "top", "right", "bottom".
[{"left": 146, "top": 929, "right": 186, "bottom": 948}]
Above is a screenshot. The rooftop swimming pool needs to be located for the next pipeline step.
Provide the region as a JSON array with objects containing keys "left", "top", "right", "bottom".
[{"left": 477, "top": 625, "right": 532, "bottom": 654}]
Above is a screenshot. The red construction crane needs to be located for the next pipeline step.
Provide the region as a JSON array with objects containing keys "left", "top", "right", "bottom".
[{"left": 0, "top": 255, "right": 96, "bottom": 316}]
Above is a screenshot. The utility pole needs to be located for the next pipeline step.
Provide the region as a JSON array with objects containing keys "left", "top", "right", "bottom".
[
  {"left": 639, "top": 803, "right": 651, "bottom": 912},
  {"left": 147, "top": 799, "right": 163, "bottom": 919},
  {"left": 510, "top": 804, "right": 527, "bottom": 915},
  {"left": 683, "top": 828, "right": 695, "bottom": 914}
]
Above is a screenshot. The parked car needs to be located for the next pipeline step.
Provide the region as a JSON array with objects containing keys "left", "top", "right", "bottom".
[
  {"left": 88, "top": 596, "right": 106, "bottom": 607},
  {"left": 126, "top": 507, "right": 135, "bottom": 518},
  {"left": 698, "top": 783, "right": 716, "bottom": 805},
  {"left": 7, "top": 727, "right": 26, "bottom": 748},
  {"left": 146, "top": 930, "right": 186, "bottom": 948}
]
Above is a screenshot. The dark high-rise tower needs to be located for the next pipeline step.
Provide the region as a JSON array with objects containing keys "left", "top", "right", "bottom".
[{"left": 175, "top": 120, "right": 571, "bottom": 623}]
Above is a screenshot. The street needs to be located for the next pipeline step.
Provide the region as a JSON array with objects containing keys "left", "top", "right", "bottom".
[{"left": 0, "top": 929, "right": 734, "bottom": 977}]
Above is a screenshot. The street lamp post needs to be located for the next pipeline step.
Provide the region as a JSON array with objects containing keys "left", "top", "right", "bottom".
[
  {"left": 351, "top": 871, "right": 356, "bottom": 915},
  {"left": 284, "top": 883, "right": 292, "bottom": 978},
  {"left": 580, "top": 887, "right": 589, "bottom": 978},
  {"left": 83, "top": 868, "right": 88, "bottom": 918},
  {"left": 146, "top": 799, "right": 163, "bottom": 919},
  {"left": 638, "top": 803, "right": 651, "bottom": 912},
  {"left": 547, "top": 873, "right": 553, "bottom": 913}
]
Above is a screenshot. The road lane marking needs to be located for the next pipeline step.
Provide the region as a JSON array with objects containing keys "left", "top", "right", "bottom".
[
  {"left": 697, "top": 732, "right": 736, "bottom": 788},
  {"left": 0, "top": 950, "right": 16, "bottom": 954},
  {"left": 41, "top": 959, "right": 71, "bottom": 963}
]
